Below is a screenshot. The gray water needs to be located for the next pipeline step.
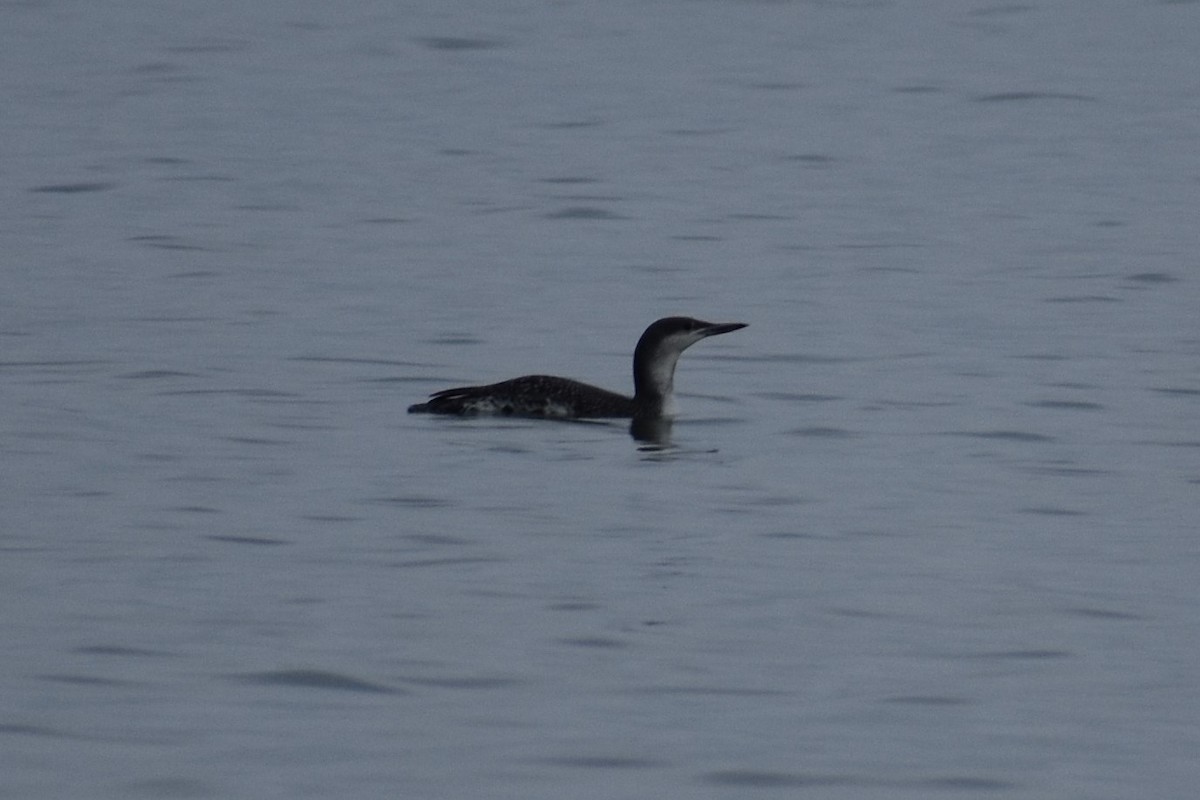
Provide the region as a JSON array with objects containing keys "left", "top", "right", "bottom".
[{"left": 3, "top": 1, "right": 1198, "bottom": 798}]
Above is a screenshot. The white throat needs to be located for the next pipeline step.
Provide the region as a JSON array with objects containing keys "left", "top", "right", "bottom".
[{"left": 639, "top": 331, "right": 709, "bottom": 411}]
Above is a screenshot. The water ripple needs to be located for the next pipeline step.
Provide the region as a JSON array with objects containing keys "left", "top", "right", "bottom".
[
  {"left": 544, "top": 206, "right": 627, "bottom": 220},
  {"left": 234, "top": 669, "right": 402, "bottom": 694},
  {"left": 882, "top": 695, "right": 970, "bottom": 706},
  {"left": 946, "top": 430, "right": 1055, "bottom": 443},
  {"left": 536, "top": 755, "right": 662, "bottom": 769},
  {"left": 29, "top": 181, "right": 116, "bottom": 193},
  {"left": 785, "top": 426, "right": 854, "bottom": 438},
  {"left": 1026, "top": 399, "right": 1104, "bottom": 411},
  {"left": 703, "top": 770, "right": 853, "bottom": 788},
  {"left": 974, "top": 91, "right": 1097, "bottom": 102},
  {"left": 204, "top": 534, "right": 288, "bottom": 546},
  {"left": 416, "top": 37, "right": 505, "bottom": 51}
]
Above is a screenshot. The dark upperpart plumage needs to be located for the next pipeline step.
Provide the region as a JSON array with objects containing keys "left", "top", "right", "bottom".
[{"left": 408, "top": 316, "right": 747, "bottom": 420}]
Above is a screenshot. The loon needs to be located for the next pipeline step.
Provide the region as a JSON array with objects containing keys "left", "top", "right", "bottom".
[{"left": 408, "top": 316, "right": 746, "bottom": 421}]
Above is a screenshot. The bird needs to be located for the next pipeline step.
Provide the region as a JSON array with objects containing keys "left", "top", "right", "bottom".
[{"left": 408, "top": 316, "right": 747, "bottom": 423}]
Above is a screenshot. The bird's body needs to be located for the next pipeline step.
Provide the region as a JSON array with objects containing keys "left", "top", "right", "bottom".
[
  {"left": 408, "top": 317, "right": 746, "bottom": 421},
  {"left": 409, "top": 375, "right": 634, "bottom": 418}
]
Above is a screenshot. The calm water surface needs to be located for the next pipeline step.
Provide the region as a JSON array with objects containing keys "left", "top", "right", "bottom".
[{"left": 3, "top": 1, "right": 1198, "bottom": 798}]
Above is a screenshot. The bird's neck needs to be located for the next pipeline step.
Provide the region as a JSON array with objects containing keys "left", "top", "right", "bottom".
[{"left": 632, "top": 348, "right": 680, "bottom": 419}]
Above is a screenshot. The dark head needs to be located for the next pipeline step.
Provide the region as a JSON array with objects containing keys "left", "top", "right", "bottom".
[{"left": 631, "top": 316, "right": 747, "bottom": 417}]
